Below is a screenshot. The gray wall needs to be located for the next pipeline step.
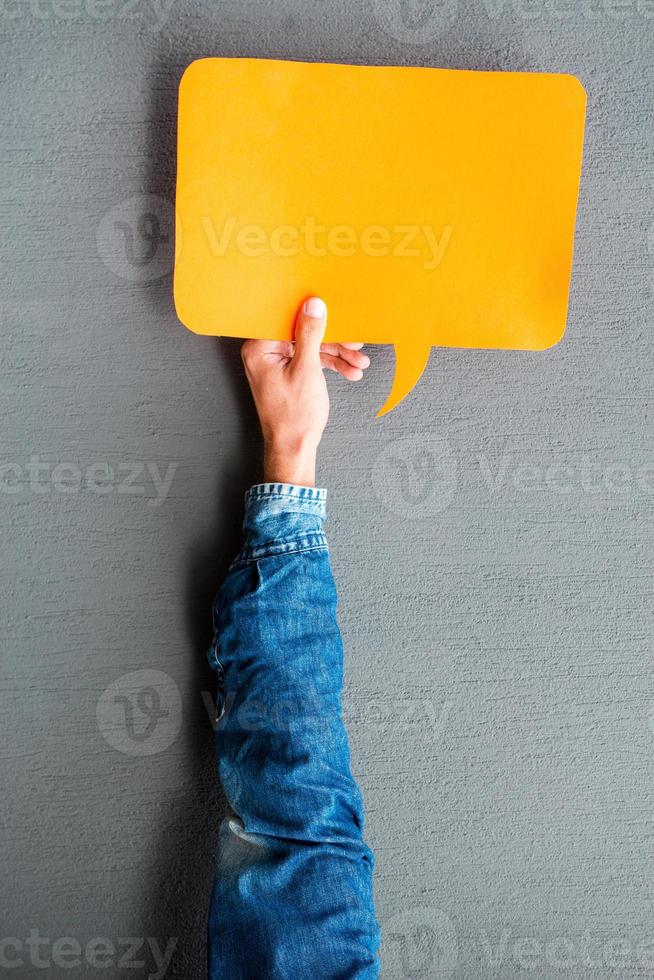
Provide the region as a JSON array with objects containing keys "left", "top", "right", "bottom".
[{"left": 2, "top": 1, "right": 653, "bottom": 978}]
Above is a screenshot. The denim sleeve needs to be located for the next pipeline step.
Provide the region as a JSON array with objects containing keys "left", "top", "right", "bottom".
[{"left": 207, "top": 483, "right": 380, "bottom": 979}]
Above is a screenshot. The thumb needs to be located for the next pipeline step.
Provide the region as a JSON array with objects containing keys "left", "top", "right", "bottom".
[{"left": 292, "top": 297, "right": 327, "bottom": 371}]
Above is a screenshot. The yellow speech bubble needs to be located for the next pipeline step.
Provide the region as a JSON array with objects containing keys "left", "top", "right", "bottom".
[{"left": 174, "top": 58, "right": 586, "bottom": 416}]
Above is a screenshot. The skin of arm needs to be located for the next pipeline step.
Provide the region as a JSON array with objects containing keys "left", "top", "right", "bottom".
[{"left": 206, "top": 299, "right": 379, "bottom": 979}]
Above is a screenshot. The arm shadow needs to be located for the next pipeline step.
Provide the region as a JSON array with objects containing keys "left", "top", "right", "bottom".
[
  {"left": 144, "top": 335, "right": 261, "bottom": 978},
  {"left": 139, "top": 48, "right": 261, "bottom": 977}
]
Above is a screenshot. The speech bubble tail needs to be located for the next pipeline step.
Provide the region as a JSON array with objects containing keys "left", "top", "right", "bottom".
[{"left": 377, "top": 342, "right": 432, "bottom": 417}]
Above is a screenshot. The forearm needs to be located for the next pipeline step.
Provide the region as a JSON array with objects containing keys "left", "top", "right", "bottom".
[
  {"left": 207, "top": 483, "right": 379, "bottom": 978},
  {"left": 262, "top": 438, "right": 318, "bottom": 488},
  {"left": 212, "top": 483, "right": 363, "bottom": 837}
]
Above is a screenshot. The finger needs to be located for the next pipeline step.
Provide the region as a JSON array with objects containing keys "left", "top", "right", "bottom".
[
  {"left": 320, "top": 353, "right": 364, "bottom": 381},
  {"left": 339, "top": 343, "right": 365, "bottom": 350},
  {"left": 292, "top": 297, "right": 327, "bottom": 373},
  {"left": 320, "top": 344, "right": 370, "bottom": 369}
]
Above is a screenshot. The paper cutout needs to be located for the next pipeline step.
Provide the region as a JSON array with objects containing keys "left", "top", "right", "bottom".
[{"left": 174, "top": 58, "right": 586, "bottom": 415}]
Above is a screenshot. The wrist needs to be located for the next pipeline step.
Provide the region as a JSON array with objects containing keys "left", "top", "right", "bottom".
[{"left": 263, "top": 438, "right": 318, "bottom": 487}]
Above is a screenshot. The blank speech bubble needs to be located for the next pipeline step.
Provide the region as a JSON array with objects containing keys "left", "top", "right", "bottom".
[{"left": 174, "top": 58, "right": 586, "bottom": 416}]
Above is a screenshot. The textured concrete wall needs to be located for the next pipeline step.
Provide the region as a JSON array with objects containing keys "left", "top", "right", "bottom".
[{"left": 2, "top": 1, "right": 653, "bottom": 977}]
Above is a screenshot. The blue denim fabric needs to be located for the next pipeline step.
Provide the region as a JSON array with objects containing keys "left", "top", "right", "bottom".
[{"left": 207, "top": 483, "right": 380, "bottom": 979}]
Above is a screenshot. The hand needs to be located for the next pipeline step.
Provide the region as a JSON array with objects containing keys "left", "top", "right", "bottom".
[{"left": 241, "top": 297, "right": 371, "bottom": 487}]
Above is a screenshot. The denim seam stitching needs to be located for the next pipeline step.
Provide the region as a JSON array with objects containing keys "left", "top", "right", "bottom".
[
  {"left": 245, "top": 499, "right": 325, "bottom": 511},
  {"left": 244, "top": 485, "right": 327, "bottom": 505},
  {"left": 231, "top": 540, "right": 328, "bottom": 567}
]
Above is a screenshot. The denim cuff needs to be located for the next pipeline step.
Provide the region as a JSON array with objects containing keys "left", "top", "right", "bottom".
[{"left": 236, "top": 483, "right": 328, "bottom": 563}]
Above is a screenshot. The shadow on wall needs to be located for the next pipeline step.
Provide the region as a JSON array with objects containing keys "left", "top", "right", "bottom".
[
  {"left": 140, "top": 51, "right": 261, "bottom": 978},
  {"left": 145, "top": 339, "right": 260, "bottom": 978}
]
